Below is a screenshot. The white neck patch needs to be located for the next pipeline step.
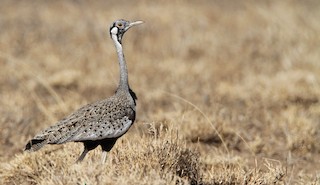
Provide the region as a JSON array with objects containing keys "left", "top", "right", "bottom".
[
  {"left": 111, "top": 27, "right": 118, "bottom": 35},
  {"left": 111, "top": 29, "right": 122, "bottom": 52}
]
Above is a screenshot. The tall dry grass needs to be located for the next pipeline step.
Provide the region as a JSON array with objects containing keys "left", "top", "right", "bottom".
[{"left": 0, "top": 0, "right": 320, "bottom": 184}]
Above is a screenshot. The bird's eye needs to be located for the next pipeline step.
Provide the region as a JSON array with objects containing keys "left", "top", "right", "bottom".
[{"left": 118, "top": 23, "right": 123, "bottom": 27}]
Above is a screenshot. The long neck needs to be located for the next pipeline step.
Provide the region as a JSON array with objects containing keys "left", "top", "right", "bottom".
[{"left": 111, "top": 34, "right": 129, "bottom": 91}]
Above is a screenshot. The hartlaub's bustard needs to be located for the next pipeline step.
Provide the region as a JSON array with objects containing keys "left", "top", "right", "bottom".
[{"left": 25, "top": 19, "right": 143, "bottom": 163}]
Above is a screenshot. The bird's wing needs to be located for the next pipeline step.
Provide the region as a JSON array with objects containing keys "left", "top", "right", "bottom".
[
  {"left": 70, "top": 115, "right": 134, "bottom": 141},
  {"left": 32, "top": 95, "right": 135, "bottom": 144}
]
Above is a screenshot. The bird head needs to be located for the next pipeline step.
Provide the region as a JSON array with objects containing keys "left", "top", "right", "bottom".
[{"left": 109, "top": 19, "right": 144, "bottom": 43}]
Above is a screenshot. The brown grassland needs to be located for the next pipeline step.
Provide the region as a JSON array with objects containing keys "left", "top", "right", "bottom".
[{"left": 0, "top": 0, "right": 320, "bottom": 184}]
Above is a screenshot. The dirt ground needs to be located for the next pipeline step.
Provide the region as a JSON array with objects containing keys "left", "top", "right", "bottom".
[{"left": 0, "top": 0, "right": 320, "bottom": 184}]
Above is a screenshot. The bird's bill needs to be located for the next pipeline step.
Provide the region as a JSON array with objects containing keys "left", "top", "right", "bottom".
[
  {"left": 126, "top": 20, "right": 144, "bottom": 30},
  {"left": 130, "top": 20, "right": 144, "bottom": 26}
]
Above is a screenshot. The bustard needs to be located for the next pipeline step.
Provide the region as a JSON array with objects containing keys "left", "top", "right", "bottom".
[{"left": 25, "top": 19, "right": 143, "bottom": 163}]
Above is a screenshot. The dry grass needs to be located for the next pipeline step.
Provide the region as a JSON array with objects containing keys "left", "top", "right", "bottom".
[{"left": 1, "top": 0, "right": 320, "bottom": 184}]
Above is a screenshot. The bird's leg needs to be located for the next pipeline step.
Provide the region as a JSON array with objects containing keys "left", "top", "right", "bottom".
[
  {"left": 76, "top": 148, "right": 89, "bottom": 163},
  {"left": 76, "top": 141, "right": 99, "bottom": 163},
  {"left": 101, "top": 151, "right": 107, "bottom": 164},
  {"left": 100, "top": 138, "right": 117, "bottom": 164}
]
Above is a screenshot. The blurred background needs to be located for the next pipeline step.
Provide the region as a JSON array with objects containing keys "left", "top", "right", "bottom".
[{"left": 0, "top": 0, "right": 320, "bottom": 184}]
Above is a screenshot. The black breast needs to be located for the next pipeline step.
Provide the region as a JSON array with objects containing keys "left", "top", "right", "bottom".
[{"left": 129, "top": 88, "right": 137, "bottom": 105}]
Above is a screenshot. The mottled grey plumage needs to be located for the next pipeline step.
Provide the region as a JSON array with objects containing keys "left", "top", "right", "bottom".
[{"left": 25, "top": 19, "right": 143, "bottom": 163}]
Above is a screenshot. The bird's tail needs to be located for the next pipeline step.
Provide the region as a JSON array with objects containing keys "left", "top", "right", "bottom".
[{"left": 25, "top": 138, "right": 48, "bottom": 152}]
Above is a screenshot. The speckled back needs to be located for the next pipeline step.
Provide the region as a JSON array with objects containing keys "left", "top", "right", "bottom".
[{"left": 33, "top": 90, "right": 136, "bottom": 144}]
